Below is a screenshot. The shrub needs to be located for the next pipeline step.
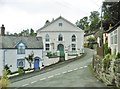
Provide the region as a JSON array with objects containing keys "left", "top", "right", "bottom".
[
  {"left": 18, "top": 67, "right": 25, "bottom": 75},
  {"left": 102, "top": 54, "right": 112, "bottom": 71},
  {"left": 117, "top": 52, "right": 120, "bottom": 59},
  {"left": 47, "top": 52, "right": 52, "bottom": 57},
  {"left": 4, "top": 65, "right": 11, "bottom": 75},
  {"left": 104, "top": 43, "right": 111, "bottom": 56},
  {"left": 47, "top": 52, "right": 58, "bottom": 58},
  {"left": 0, "top": 70, "right": 10, "bottom": 88}
]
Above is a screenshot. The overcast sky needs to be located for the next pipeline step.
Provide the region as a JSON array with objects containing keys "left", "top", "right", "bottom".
[{"left": 0, "top": 0, "right": 104, "bottom": 33}]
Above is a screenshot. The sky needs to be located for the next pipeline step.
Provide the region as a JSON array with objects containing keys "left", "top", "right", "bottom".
[{"left": 0, "top": 0, "right": 104, "bottom": 34}]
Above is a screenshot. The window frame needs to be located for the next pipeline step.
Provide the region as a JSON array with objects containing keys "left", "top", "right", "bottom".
[
  {"left": 45, "top": 34, "right": 50, "bottom": 42},
  {"left": 58, "top": 34, "right": 63, "bottom": 41},
  {"left": 72, "top": 35, "right": 76, "bottom": 42},
  {"left": 17, "top": 59, "right": 25, "bottom": 68},
  {"left": 59, "top": 23, "right": 62, "bottom": 27},
  {"left": 17, "top": 43, "right": 26, "bottom": 54},
  {"left": 72, "top": 44, "right": 76, "bottom": 51},
  {"left": 45, "top": 44, "right": 50, "bottom": 51}
]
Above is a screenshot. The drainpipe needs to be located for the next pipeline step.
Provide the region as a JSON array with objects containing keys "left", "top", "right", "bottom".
[{"left": 3, "top": 49, "right": 7, "bottom": 70}]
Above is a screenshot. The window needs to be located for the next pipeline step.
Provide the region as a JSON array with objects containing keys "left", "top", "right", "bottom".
[
  {"left": 111, "top": 36, "right": 114, "bottom": 44},
  {"left": 59, "top": 23, "right": 62, "bottom": 26},
  {"left": 114, "top": 34, "right": 117, "bottom": 44},
  {"left": 45, "top": 44, "right": 50, "bottom": 51},
  {"left": 110, "top": 30, "right": 117, "bottom": 44},
  {"left": 17, "top": 59, "right": 25, "bottom": 68},
  {"left": 72, "top": 44, "right": 76, "bottom": 51},
  {"left": 114, "top": 30, "right": 117, "bottom": 44},
  {"left": 17, "top": 43, "right": 25, "bottom": 54},
  {"left": 45, "top": 34, "right": 50, "bottom": 42},
  {"left": 58, "top": 34, "right": 63, "bottom": 41},
  {"left": 72, "top": 35, "right": 76, "bottom": 42}
]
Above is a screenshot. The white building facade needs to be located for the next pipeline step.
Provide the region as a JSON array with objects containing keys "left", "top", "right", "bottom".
[
  {"left": 107, "top": 22, "right": 120, "bottom": 54},
  {"left": 37, "top": 16, "right": 84, "bottom": 59},
  {"left": 0, "top": 36, "right": 43, "bottom": 76}
]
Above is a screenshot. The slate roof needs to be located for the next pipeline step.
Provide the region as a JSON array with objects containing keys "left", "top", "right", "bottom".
[
  {"left": 0, "top": 36, "right": 43, "bottom": 49},
  {"left": 106, "top": 21, "right": 120, "bottom": 33}
]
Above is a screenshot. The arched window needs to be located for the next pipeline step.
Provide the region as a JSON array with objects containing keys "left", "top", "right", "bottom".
[
  {"left": 45, "top": 34, "right": 50, "bottom": 42},
  {"left": 72, "top": 35, "right": 76, "bottom": 42},
  {"left": 58, "top": 34, "right": 63, "bottom": 41},
  {"left": 17, "top": 43, "right": 25, "bottom": 54}
]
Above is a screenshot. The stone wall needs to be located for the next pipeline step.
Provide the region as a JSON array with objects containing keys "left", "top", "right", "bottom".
[{"left": 93, "top": 55, "right": 120, "bottom": 87}]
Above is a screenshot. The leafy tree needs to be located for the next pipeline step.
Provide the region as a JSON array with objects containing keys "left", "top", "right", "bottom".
[
  {"left": 30, "top": 28, "right": 37, "bottom": 36},
  {"left": 25, "top": 52, "right": 34, "bottom": 69},
  {"left": 87, "top": 37, "right": 96, "bottom": 49},
  {"left": 76, "top": 11, "right": 100, "bottom": 33},
  {"left": 89, "top": 11, "right": 100, "bottom": 31},
  {"left": 87, "top": 37, "right": 96, "bottom": 43},
  {"left": 102, "top": 1, "right": 120, "bottom": 31},
  {"left": 76, "top": 16, "right": 89, "bottom": 32}
]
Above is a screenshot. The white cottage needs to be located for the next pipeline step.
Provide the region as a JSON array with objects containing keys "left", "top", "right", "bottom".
[
  {"left": 106, "top": 22, "right": 120, "bottom": 54},
  {"left": 37, "top": 16, "right": 84, "bottom": 60},
  {"left": 0, "top": 25, "right": 43, "bottom": 76}
]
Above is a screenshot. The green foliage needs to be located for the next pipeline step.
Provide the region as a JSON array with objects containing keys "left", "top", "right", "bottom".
[
  {"left": 30, "top": 28, "right": 37, "bottom": 36},
  {"left": 116, "top": 52, "right": 120, "bottom": 59},
  {"left": 0, "top": 70, "right": 10, "bottom": 88},
  {"left": 4, "top": 65, "right": 11, "bottom": 75},
  {"left": 25, "top": 52, "right": 34, "bottom": 69},
  {"left": 46, "top": 52, "right": 58, "bottom": 58},
  {"left": 76, "top": 16, "right": 89, "bottom": 32},
  {"left": 87, "top": 37, "right": 96, "bottom": 49},
  {"left": 18, "top": 67, "right": 25, "bottom": 75},
  {"left": 102, "top": 54, "right": 112, "bottom": 71},
  {"left": 87, "top": 37, "right": 96, "bottom": 43},
  {"left": 76, "top": 11, "right": 100, "bottom": 33},
  {"left": 104, "top": 43, "right": 111, "bottom": 56}
]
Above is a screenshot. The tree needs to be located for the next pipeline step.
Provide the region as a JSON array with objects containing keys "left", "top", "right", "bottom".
[
  {"left": 25, "top": 52, "right": 34, "bottom": 69},
  {"left": 102, "top": 1, "right": 120, "bottom": 31},
  {"left": 30, "top": 28, "right": 37, "bottom": 36},
  {"left": 89, "top": 11, "right": 100, "bottom": 31},
  {"left": 76, "top": 16, "right": 89, "bottom": 32}
]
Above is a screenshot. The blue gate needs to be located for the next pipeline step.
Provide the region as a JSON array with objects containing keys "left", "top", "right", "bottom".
[{"left": 34, "top": 57, "right": 40, "bottom": 71}]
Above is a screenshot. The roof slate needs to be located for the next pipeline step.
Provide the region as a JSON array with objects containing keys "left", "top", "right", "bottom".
[
  {"left": 0, "top": 36, "right": 43, "bottom": 49},
  {"left": 106, "top": 21, "right": 120, "bottom": 33}
]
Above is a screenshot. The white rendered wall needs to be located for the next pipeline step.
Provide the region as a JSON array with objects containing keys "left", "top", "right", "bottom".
[{"left": 3, "top": 49, "right": 43, "bottom": 72}]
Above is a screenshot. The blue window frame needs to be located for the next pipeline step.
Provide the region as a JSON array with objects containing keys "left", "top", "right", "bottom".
[
  {"left": 17, "top": 59, "right": 25, "bottom": 68},
  {"left": 17, "top": 43, "right": 25, "bottom": 54}
]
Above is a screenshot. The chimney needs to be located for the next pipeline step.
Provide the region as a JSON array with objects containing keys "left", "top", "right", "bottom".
[{"left": 1, "top": 24, "right": 5, "bottom": 36}]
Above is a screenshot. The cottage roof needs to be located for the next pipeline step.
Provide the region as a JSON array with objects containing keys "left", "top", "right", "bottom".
[
  {"left": 106, "top": 21, "right": 120, "bottom": 33},
  {"left": 0, "top": 36, "right": 43, "bottom": 49}
]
